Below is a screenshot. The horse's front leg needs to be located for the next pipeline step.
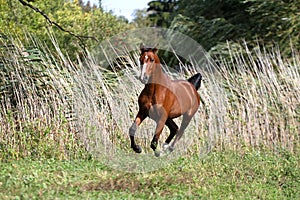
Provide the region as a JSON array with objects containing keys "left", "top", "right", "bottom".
[
  {"left": 129, "top": 110, "right": 147, "bottom": 153},
  {"left": 150, "top": 115, "right": 168, "bottom": 157},
  {"left": 150, "top": 120, "right": 165, "bottom": 150}
]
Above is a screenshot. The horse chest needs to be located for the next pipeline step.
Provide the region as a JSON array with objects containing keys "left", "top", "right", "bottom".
[{"left": 138, "top": 94, "right": 163, "bottom": 109}]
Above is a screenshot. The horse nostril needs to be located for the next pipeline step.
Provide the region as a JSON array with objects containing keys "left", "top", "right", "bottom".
[{"left": 140, "top": 76, "right": 149, "bottom": 84}]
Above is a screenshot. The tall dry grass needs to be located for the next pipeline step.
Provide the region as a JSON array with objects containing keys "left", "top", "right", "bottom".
[
  {"left": 0, "top": 36, "right": 81, "bottom": 160},
  {"left": 216, "top": 44, "right": 299, "bottom": 151},
  {"left": 0, "top": 36, "right": 299, "bottom": 161}
]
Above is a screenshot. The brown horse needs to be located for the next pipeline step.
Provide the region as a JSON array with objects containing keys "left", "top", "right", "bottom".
[{"left": 129, "top": 44, "right": 202, "bottom": 156}]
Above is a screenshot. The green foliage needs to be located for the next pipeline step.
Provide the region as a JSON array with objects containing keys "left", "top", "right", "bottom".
[
  {"left": 132, "top": 9, "right": 153, "bottom": 28},
  {"left": 170, "top": 14, "right": 237, "bottom": 51},
  {"left": 0, "top": 0, "right": 129, "bottom": 59},
  {"left": 148, "top": 0, "right": 300, "bottom": 57},
  {"left": 146, "top": 0, "right": 178, "bottom": 27},
  {"left": 244, "top": 0, "right": 300, "bottom": 55}
]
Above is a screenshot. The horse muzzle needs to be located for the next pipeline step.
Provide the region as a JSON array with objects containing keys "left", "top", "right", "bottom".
[{"left": 139, "top": 75, "right": 149, "bottom": 84}]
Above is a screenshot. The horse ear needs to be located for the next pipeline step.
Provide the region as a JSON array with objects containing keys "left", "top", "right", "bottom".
[
  {"left": 140, "top": 43, "right": 145, "bottom": 51},
  {"left": 153, "top": 44, "right": 159, "bottom": 54}
]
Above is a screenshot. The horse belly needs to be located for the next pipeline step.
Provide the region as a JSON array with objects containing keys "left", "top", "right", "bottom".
[
  {"left": 168, "top": 109, "right": 182, "bottom": 119},
  {"left": 168, "top": 100, "right": 190, "bottom": 118}
]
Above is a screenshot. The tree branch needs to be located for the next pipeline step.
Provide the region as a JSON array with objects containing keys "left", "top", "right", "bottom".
[{"left": 18, "top": 0, "right": 99, "bottom": 46}]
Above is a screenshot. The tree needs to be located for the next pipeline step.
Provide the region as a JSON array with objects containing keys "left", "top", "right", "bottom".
[
  {"left": 0, "top": 0, "right": 130, "bottom": 59},
  {"left": 131, "top": 9, "right": 152, "bottom": 27},
  {"left": 147, "top": 0, "right": 178, "bottom": 27},
  {"left": 244, "top": 0, "right": 300, "bottom": 54},
  {"left": 169, "top": 0, "right": 300, "bottom": 55}
]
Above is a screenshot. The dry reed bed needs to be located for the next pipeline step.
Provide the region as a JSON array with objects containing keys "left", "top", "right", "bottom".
[
  {"left": 217, "top": 45, "right": 299, "bottom": 151},
  {"left": 0, "top": 38, "right": 299, "bottom": 160}
]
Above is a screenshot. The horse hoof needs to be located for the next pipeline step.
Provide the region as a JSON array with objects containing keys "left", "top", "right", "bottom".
[
  {"left": 168, "top": 146, "right": 174, "bottom": 152},
  {"left": 150, "top": 142, "right": 157, "bottom": 151},
  {"left": 132, "top": 145, "right": 142, "bottom": 153},
  {"left": 154, "top": 150, "right": 160, "bottom": 157},
  {"left": 162, "top": 143, "right": 169, "bottom": 151}
]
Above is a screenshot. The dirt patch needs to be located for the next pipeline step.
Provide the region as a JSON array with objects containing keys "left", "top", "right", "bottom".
[
  {"left": 80, "top": 176, "right": 142, "bottom": 192},
  {"left": 79, "top": 172, "right": 197, "bottom": 195}
]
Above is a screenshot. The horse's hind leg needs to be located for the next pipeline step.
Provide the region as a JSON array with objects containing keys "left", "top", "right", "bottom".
[
  {"left": 164, "top": 119, "right": 178, "bottom": 149},
  {"left": 169, "top": 114, "right": 193, "bottom": 151},
  {"left": 129, "top": 111, "right": 147, "bottom": 153}
]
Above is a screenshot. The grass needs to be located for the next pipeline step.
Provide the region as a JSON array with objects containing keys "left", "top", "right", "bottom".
[{"left": 0, "top": 148, "right": 299, "bottom": 199}]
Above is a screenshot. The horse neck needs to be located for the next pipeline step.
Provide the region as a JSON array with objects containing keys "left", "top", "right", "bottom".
[
  {"left": 150, "top": 63, "right": 170, "bottom": 85},
  {"left": 145, "top": 63, "right": 171, "bottom": 96}
]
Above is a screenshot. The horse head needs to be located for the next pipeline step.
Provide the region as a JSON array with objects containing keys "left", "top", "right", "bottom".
[{"left": 139, "top": 43, "right": 160, "bottom": 84}]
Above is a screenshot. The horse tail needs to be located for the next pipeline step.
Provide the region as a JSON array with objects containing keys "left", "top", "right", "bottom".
[{"left": 187, "top": 73, "right": 202, "bottom": 91}]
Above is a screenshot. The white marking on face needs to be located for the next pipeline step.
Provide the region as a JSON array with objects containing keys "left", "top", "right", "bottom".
[
  {"left": 140, "top": 55, "right": 148, "bottom": 80},
  {"left": 141, "top": 63, "right": 147, "bottom": 78}
]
